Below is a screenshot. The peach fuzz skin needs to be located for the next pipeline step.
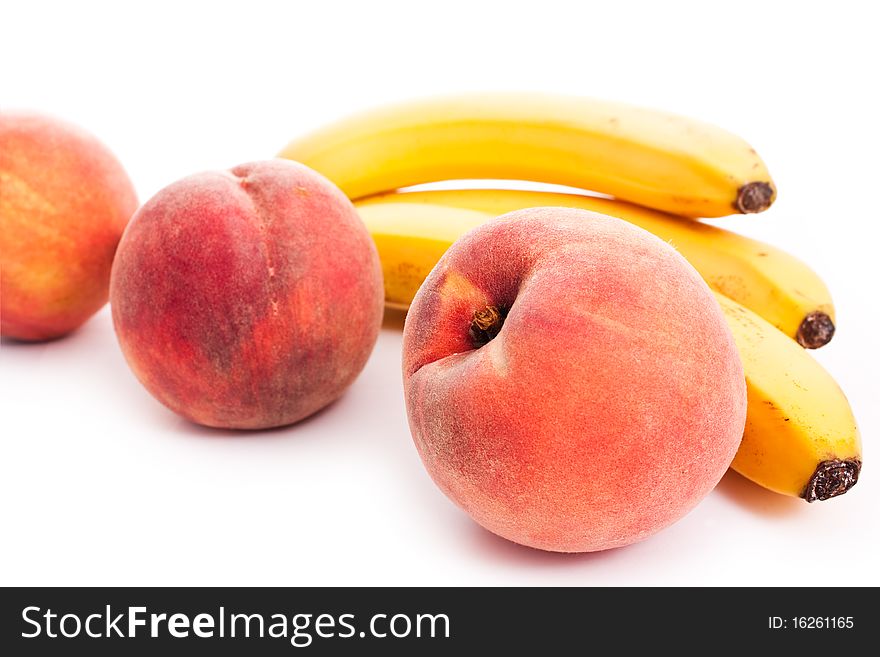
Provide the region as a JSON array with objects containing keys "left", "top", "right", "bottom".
[
  {"left": 402, "top": 208, "right": 747, "bottom": 552},
  {"left": 110, "top": 160, "right": 383, "bottom": 430},
  {"left": 0, "top": 112, "right": 138, "bottom": 341}
]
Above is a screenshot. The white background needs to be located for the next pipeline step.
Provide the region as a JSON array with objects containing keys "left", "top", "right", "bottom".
[{"left": 2, "top": 0, "right": 878, "bottom": 586}]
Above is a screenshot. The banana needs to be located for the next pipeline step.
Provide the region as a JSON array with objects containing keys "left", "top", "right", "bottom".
[
  {"left": 359, "top": 202, "right": 494, "bottom": 310},
  {"left": 358, "top": 200, "right": 861, "bottom": 500},
  {"left": 717, "top": 294, "right": 861, "bottom": 501},
  {"left": 279, "top": 93, "right": 775, "bottom": 218},
  {"left": 356, "top": 191, "right": 836, "bottom": 348}
]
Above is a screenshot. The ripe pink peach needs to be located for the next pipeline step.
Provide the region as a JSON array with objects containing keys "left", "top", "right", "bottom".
[
  {"left": 110, "top": 160, "right": 383, "bottom": 430},
  {"left": 403, "top": 208, "right": 746, "bottom": 552},
  {"left": 0, "top": 111, "right": 138, "bottom": 340}
]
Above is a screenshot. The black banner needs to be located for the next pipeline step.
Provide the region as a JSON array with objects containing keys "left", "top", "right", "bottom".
[{"left": 0, "top": 587, "right": 873, "bottom": 654}]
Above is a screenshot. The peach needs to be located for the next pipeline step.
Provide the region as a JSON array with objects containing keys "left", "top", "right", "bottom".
[
  {"left": 0, "top": 111, "right": 138, "bottom": 340},
  {"left": 403, "top": 208, "right": 746, "bottom": 552},
  {"left": 110, "top": 160, "right": 383, "bottom": 430}
]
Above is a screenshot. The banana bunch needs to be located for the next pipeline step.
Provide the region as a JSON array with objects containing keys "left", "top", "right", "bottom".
[{"left": 280, "top": 93, "right": 861, "bottom": 501}]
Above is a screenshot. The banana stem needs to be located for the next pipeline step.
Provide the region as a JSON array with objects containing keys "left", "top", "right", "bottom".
[
  {"left": 796, "top": 311, "right": 836, "bottom": 349},
  {"left": 802, "top": 459, "right": 861, "bottom": 502},
  {"left": 735, "top": 182, "right": 775, "bottom": 213}
]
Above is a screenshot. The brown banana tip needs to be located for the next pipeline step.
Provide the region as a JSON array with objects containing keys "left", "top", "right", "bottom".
[
  {"left": 735, "top": 182, "right": 775, "bottom": 213},
  {"left": 796, "top": 312, "right": 836, "bottom": 349},
  {"left": 802, "top": 459, "right": 861, "bottom": 502}
]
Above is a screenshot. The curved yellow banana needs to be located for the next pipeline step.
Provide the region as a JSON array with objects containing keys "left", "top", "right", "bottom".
[
  {"left": 279, "top": 93, "right": 775, "bottom": 218},
  {"left": 717, "top": 294, "right": 860, "bottom": 501},
  {"left": 359, "top": 201, "right": 861, "bottom": 500},
  {"left": 356, "top": 190, "right": 835, "bottom": 348}
]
